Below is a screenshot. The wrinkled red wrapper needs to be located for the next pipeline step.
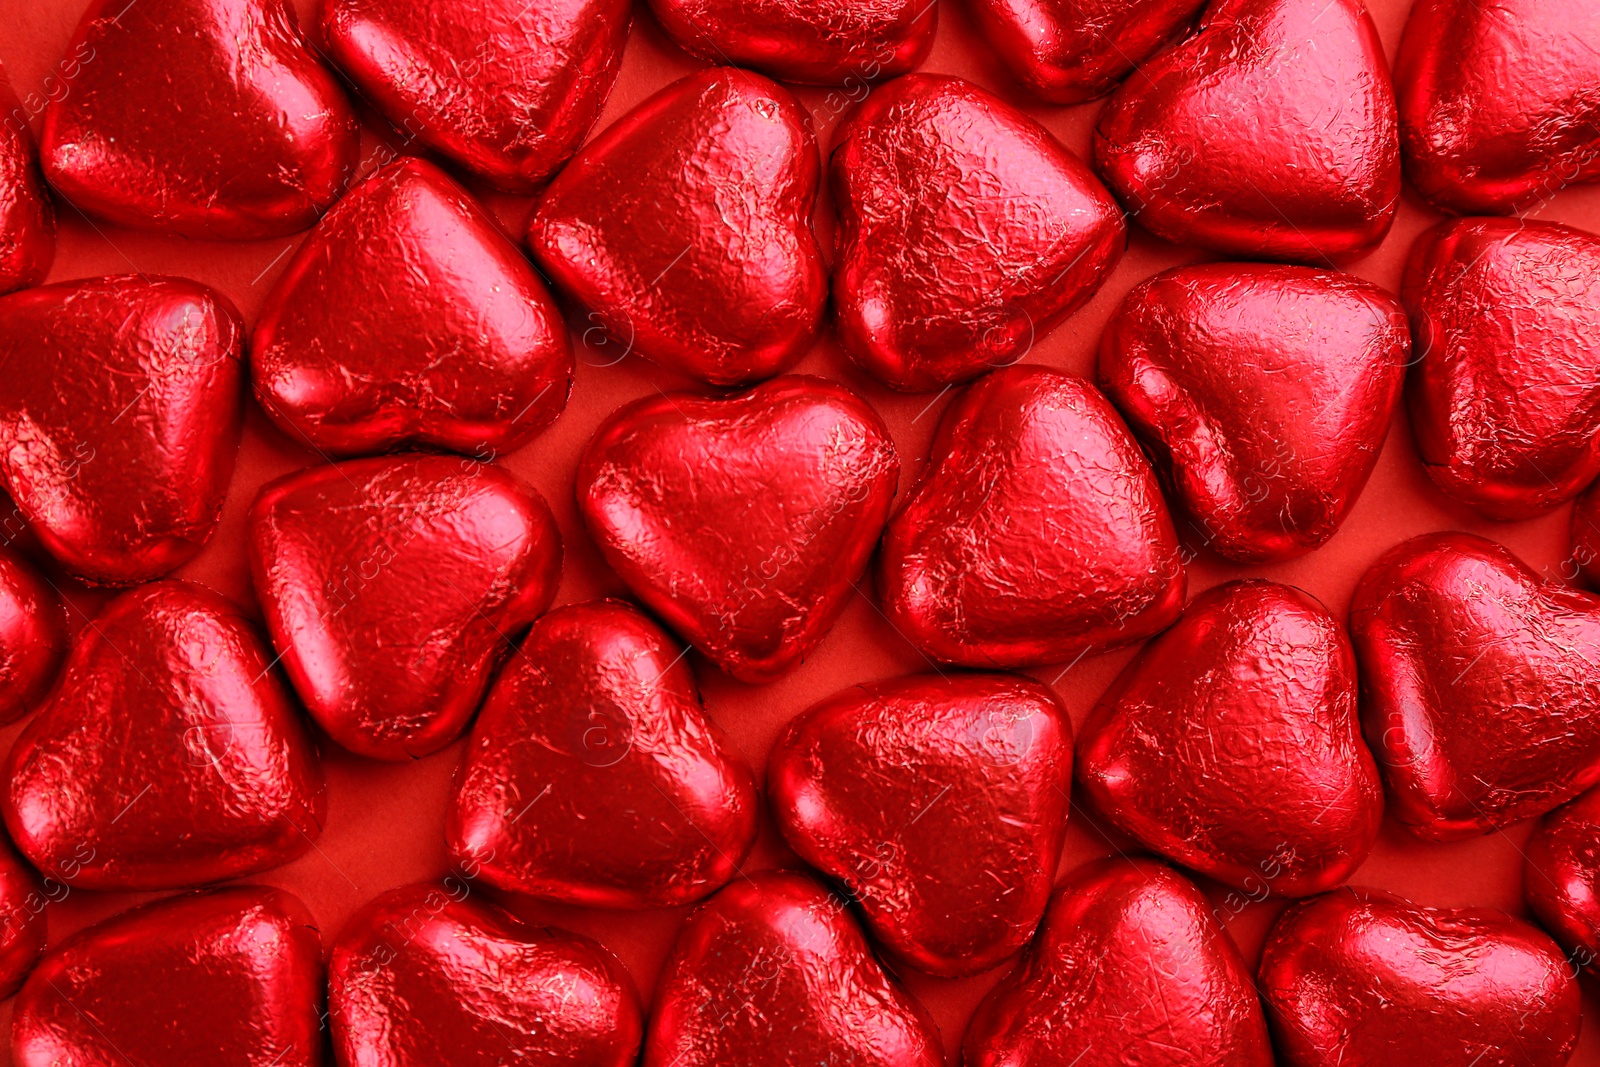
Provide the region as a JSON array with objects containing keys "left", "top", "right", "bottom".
[{"left": 2, "top": 0, "right": 1600, "bottom": 1064}]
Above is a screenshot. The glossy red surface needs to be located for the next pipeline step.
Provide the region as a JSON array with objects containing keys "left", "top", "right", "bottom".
[
  {"left": 1395, "top": 0, "right": 1600, "bottom": 215},
  {"left": 0, "top": 105, "right": 51, "bottom": 294},
  {"left": 966, "top": 0, "right": 1204, "bottom": 103},
  {"left": 321, "top": 0, "right": 631, "bottom": 193},
  {"left": 252, "top": 158, "right": 571, "bottom": 458},
  {"left": 1099, "top": 263, "right": 1410, "bottom": 563},
  {"left": 1403, "top": 217, "right": 1600, "bottom": 520},
  {"left": 0, "top": 275, "right": 244, "bottom": 585},
  {"left": 964, "top": 857, "right": 1273, "bottom": 1066},
  {"left": 1351, "top": 532, "right": 1600, "bottom": 841},
  {"left": 529, "top": 67, "right": 826, "bottom": 386},
  {"left": 2, "top": 582, "right": 326, "bottom": 889},
  {"left": 642, "top": 870, "right": 942, "bottom": 1067},
  {"left": 0, "top": 551, "right": 63, "bottom": 725},
  {"left": 248, "top": 455, "right": 562, "bottom": 761},
  {"left": 577, "top": 375, "right": 899, "bottom": 682},
  {"left": 12, "top": 886, "right": 325, "bottom": 1066},
  {"left": 768, "top": 672, "right": 1071, "bottom": 977},
  {"left": 1094, "top": 0, "right": 1400, "bottom": 263},
  {"left": 878, "top": 365, "right": 1184, "bottom": 667},
  {"left": 1528, "top": 785, "right": 1600, "bottom": 978},
  {"left": 329, "top": 882, "right": 643, "bottom": 1066},
  {"left": 6, "top": 0, "right": 1600, "bottom": 1061},
  {"left": 832, "top": 74, "right": 1124, "bottom": 392},
  {"left": 1078, "top": 581, "right": 1383, "bottom": 897},
  {"left": 39, "top": 0, "right": 357, "bottom": 238},
  {"left": 446, "top": 599, "right": 758, "bottom": 908},
  {"left": 647, "top": 0, "right": 936, "bottom": 85},
  {"left": 0, "top": 837, "right": 42, "bottom": 1002},
  {"left": 1260, "top": 886, "right": 1582, "bottom": 1066}
]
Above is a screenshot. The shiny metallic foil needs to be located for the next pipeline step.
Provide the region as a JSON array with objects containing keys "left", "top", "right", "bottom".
[
  {"left": 1260, "top": 887, "right": 1582, "bottom": 1066},
  {"left": 447, "top": 600, "right": 758, "bottom": 908},
  {"left": 330, "top": 883, "right": 643, "bottom": 1066},
  {"left": 769, "top": 672, "right": 1072, "bottom": 977},
  {"left": 248, "top": 454, "right": 562, "bottom": 761},
  {"left": 878, "top": 366, "right": 1184, "bottom": 668}
]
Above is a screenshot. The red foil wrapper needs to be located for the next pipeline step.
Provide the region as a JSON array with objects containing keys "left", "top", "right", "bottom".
[
  {"left": 646, "top": 0, "right": 936, "bottom": 85},
  {"left": 1099, "top": 263, "right": 1410, "bottom": 563},
  {"left": 0, "top": 104, "right": 53, "bottom": 294},
  {"left": 576, "top": 375, "right": 899, "bottom": 683},
  {"left": 831, "top": 73, "right": 1124, "bottom": 392},
  {"left": 529, "top": 68, "right": 825, "bottom": 386},
  {"left": 0, "top": 549, "right": 66, "bottom": 725},
  {"left": 967, "top": 0, "right": 1205, "bottom": 104},
  {"left": 2, "top": 582, "right": 326, "bottom": 889},
  {"left": 446, "top": 600, "right": 758, "bottom": 908},
  {"left": 0, "top": 275, "right": 244, "bottom": 586},
  {"left": 248, "top": 455, "right": 562, "bottom": 761},
  {"left": 768, "top": 673, "right": 1072, "bottom": 977},
  {"left": 1350, "top": 532, "right": 1600, "bottom": 840},
  {"left": 1260, "top": 887, "right": 1582, "bottom": 1066},
  {"left": 321, "top": 0, "right": 631, "bottom": 193},
  {"left": 1574, "top": 481, "right": 1600, "bottom": 588},
  {"left": 39, "top": 0, "right": 358, "bottom": 238},
  {"left": 13, "top": 887, "right": 325, "bottom": 1067},
  {"left": 1402, "top": 217, "right": 1600, "bottom": 520},
  {"left": 878, "top": 365, "right": 1184, "bottom": 668},
  {"left": 1094, "top": 0, "right": 1400, "bottom": 263},
  {"left": 329, "top": 882, "right": 643, "bottom": 1066},
  {"left": 1078, "top": 580, "right": 1383, "bottom": 896},
  {"left": 0, "top": 832, "right": 44, "bottom": 1000},
  {"left": 252, "top": 158, "right": 571, "bottom": 458},
  {"left": 1528, "top": 785, "right": 1600, "bottom": 978},
  {"left": 1395, "top": 0, "right": 1600, "bottom": 214},
  {"left": 643, "top": 871, "right": 943, "bottom": 1067},
  {"left": 965, "top": 857, "right": 1273, "bottom": 1066}
]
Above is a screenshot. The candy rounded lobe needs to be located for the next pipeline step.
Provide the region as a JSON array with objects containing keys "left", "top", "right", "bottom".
[
  {"left": 330, "top": 883, "right": 643, "bottom": 1066},
  {"left": 1402, "top": 217, "right": 1600, "bottom": 521},
  {"left": 577, "top": 375, "right": 899, "bottom": 683},
  {"left": 1573, "top": 481, "right": 1600, "bottom": 589},
  {"left": 1395, "top": 0, "right": 1600, "bottom": 214},
  {"left": 249, "top": 454, "right": 562, "bottom": 761},
  {"left": 39, "top": 0, "right": 358, "bottom": 239},
  {"left": 322, "top": 0, "right": 631, "bottom": 193},
  {"left": 878, "top": 365, "right": 1183, "bottom": 669},
  {"left": 1350, "top": 532, "right": 1600, "bottom": 841},
  {"left": 2, "top": 581, "right": 327, "bottom": 890},
  {"left": 0, "top": 832, "right": 45, "bottom": 1000},
  {"left": 1527, "top": 786, "right": 1600, "bottom": 977},
  {"left": 0, "top": 107, "right": 53, "bottom": 294},
  {"left": 1099, "top": 263, "right": 1409, "bottom": 563},
  {"left": 1077, "top": 580, "right": 1383, "bottom": 897},
  {"left": 0, "top": 549, "right": 67, "bottom": 725},
  {"left": 446, "top": 599, "right": 759, "bottom": 908},
  {"left": 529, "top": 68, "right": 826, "bottom": 387},
  {"left": 1259, "top": 887, "right": 1582, "bottom": 1066},
  {"left": 642, "top": 870, "right": 943, "bottom": 1067},
  {"left": 646, "top": 0, "right": 935, "bottom": 85},
  {"left": 967, "top": 0, "right": 1205, "bottom": 104},
  {"left": 1093, "top": 0, "right": 1400, "bottom": 263},
  {"left": 831, "top": 74, "right": 1125, "bottom": 393},
  {"left": 0, "top": 275, "right": 245, "bottom": 586},
  {"left": 252, "top": 158, "right": 572, "bottom": 459},
  {"left": 964, "top": 857, "right": 1274, "bottom": 1067},
  {"left": 12, "top": 886, "right": 325, "bottom": 1067},
  {"left": 769, "top": 672, "right": 1072, "bottom": 977}
]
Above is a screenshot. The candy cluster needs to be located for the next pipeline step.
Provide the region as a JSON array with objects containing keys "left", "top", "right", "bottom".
[{"left": 0, "top": 0, "right": 1598, "bottom": 1064}]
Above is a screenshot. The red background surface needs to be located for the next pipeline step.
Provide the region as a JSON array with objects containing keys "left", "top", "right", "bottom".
[{"left": 3, "top": 0, "right": 1600, "bottom": 1062}]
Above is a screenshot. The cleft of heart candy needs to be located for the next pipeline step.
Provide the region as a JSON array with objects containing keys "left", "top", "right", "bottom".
[{"left": 0, "top": 0, "right": 1599, "bottom": 1063}]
